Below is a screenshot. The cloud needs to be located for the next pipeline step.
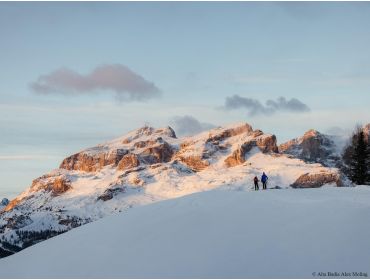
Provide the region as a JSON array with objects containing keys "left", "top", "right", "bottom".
[
  {"left": 224, "top": 95, "right": 310, "bottom": 116},
  {"left": 30, "top": 64, "right": 160, "bottom": 101},
  {"left": 325, "top": 126, "right": 352, "bottom": 137},
  {"left": 170, "top": 115, "right": 216, "bottom": 136}
]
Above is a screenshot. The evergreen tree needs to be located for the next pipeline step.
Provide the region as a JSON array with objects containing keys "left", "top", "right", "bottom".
[{"left": 342, "top": 126, "right": 370, "bottom": 185}]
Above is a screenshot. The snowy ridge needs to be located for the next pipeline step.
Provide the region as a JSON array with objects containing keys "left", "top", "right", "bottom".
[
  {"left": 0, "top": 122, "right": 341, "bottom": 257},
  {"left": 1, "top": 187, "right": 370, "bottom": 278}
]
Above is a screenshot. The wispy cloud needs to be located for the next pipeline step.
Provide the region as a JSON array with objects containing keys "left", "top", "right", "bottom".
[
  {"left": 325, "top": 126, "right": 352, "bottom": 137},
  {"left": 170, "top": 115, "right": 216, "bottom": 136},
  {"left": 224, "top": 95, "right": 310, "bottom": 116},
  {"left": 30, "top": 64, "right": 161, "bottom": 101}
]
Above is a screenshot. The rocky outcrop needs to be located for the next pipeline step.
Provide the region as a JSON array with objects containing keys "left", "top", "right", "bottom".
[
  {"left": 175, "top": 155, "right": 210, "bottom": 171},
  {"left": 139, "top": 142, "right": 175, "bottom": 164},
  {"left": 51, "top": 177, "right": 72, "bottom": 195},
  {"left": 206, "top": 123, "right": 253, "bottom": 143},
  {"left": 30, "top": 175, "right": 72, "bottom": 196},
  {"left": 224, "top": 134, "right": 278, "bottom": 167},
  {"left": 176, "top": 123, "right": 255, "bottom": 170},
  {"left": 97, "top": 187, "right": 125, "bottom": 201},
  {"left": 60, "top": 126, "right": 178, "bottom": 173},
  {"left": 3, "top": 198, "right": 23, "bottom": 212},
  {"left": 291, "top": 171, "right": 342, "bottom": 188},
  {"left": 60, "top": 149, "right": 128, "bottom": 172},
  {"left": 225, "top": 142, "right": 255, "bottom": 167},
  {"left": 117, "top": 154, "right": 140, "bottom": 170},
  {"left": 2, "top": 176, "right": 72, "bottom": 213},
  {"left": 256, "top": 134, "right": 279, "bottom": 153},
  {"left": 58, "top": 217, "right": 90, "bottom": 228},
  {"left": 279, "top": 129, "right": 340, "bottom": 167}
]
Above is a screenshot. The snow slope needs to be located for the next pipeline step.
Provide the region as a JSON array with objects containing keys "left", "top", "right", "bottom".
[{"left": 0, "top": 187, "right": 369, "bottom": 278}]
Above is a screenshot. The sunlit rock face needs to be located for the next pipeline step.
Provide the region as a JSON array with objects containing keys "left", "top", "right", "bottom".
[
  {"left": 291, "top": 171, "right": 342, "bottom": 188},
  {"left": 279, "top": 129, "right": 342, "bottom": 167}
]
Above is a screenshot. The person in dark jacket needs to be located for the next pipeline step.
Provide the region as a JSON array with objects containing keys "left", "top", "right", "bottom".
[
  {"left": 253, "top": 176, "right": 259, "bottom": 191},
  {"left": 261, "top": 172, "right": 268, "bottom": 190}
]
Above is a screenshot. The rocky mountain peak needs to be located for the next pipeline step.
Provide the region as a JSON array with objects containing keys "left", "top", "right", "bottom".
[
  {"left": 279, "top": 129, "right": 340, "bottom": 167},
  {"left": 122, "top": 125, "right": 177, "bottom": 144},
  {"left": 303, "top": 129, "right": 320, "bottom": 138},
  {"left": 0, "top": 198, "right": 9, "bottom": 211}
]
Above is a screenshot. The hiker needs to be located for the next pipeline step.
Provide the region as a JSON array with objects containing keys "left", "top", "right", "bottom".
[
  {"left": 261, "top": 172, "right": 268, "bottom": 190},
  {"left": 253, "top": 176, "right": 259, "bottom": 191}
]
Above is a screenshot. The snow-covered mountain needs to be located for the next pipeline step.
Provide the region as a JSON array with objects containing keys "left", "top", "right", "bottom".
[
  {"left": 0, "top": 122, "right": 342, "bottom": 257},
  {"left": 279, "top": 129, "right": 345, "bottom": 167},
  {"left": 1, "top": 187, "right": 370, "bottom": 278},
  {"left": 0, "top": 199, "right": 9, "bottom": 212}
]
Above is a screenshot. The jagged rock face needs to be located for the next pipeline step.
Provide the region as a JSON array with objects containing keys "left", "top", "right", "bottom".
[
  {"left": 139, "top": 142, "right": 175, "bottom": 164},
  {"left": 3, "top": 175, "right": 73, "bottom": 213},
  {"left": 176, "top": 123, "right": 270, "bottom": 170},
  {"left": 224, "top": 134, "right": 278, "bottom": 167},
  {"left": 30, "top": 175, "right": 72, "bottom": 196},
  {"left": 279, "top": 129, "right": 339, "bottom": 167},
  {"left": 117, "top": 154, "right": 140, "bottom": 170},
  {"left": 206, "top": 123, "right": 253, "bottom": 143},
  {"left": 225, "top": 142, "right": 255, "bottom": 167},
  {"left": 291, "top": 171, "right": 342, "bottom": 188},
  {"left": 175, "top": 155, "right": 210, "bottom": 171},
  {"left": 3, "top": 198, "right": 22, "bottom": 212},
  {"left": 60, "top": 149, "right": 128, "bottom": 172},
  {"left": 50, "top": 177, "right": 72, "bottom": 195},
  {"left": 60, "top": 126, "right": 177, "bottom": 173},
  {"left": 256, "top": 134, "right": 279, "bottom": 153}
]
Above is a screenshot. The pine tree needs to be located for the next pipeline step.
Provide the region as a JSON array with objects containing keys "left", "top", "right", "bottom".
[{"left": 342, "top": 126, "right": 370, "bottom": 185}]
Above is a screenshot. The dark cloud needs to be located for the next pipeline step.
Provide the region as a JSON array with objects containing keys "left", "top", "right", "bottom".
[
  {"left": 224, "top": 95, "right": 310, "bottom": 116},
  {"left": 30, "top": 64, "right": 160, "bottom": 101},
  {"left": 266, "top": 97, "right": 310, "bottom": 112},
  {"left": 171, "top": 115, "right": 216, "bottom": 136}
]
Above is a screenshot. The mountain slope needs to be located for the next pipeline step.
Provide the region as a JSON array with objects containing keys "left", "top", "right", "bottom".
[
  {"left": 279, "top": 129, "right": 344, "bottom": 167},
  {"left": 0, "top": 187, "right": 369, "bottom": 278},
  {"left": 0, "top": 122, "right": 341, "bottom": 256}
]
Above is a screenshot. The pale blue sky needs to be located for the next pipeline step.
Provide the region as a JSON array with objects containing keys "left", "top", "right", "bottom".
[{"left": 1, "top": 2, "right": 370, "bottom": 198}]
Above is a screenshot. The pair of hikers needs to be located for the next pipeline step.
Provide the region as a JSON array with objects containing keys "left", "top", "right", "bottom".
[{"left": 253, "top": 172, "right": 268, "bottom": 190}]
